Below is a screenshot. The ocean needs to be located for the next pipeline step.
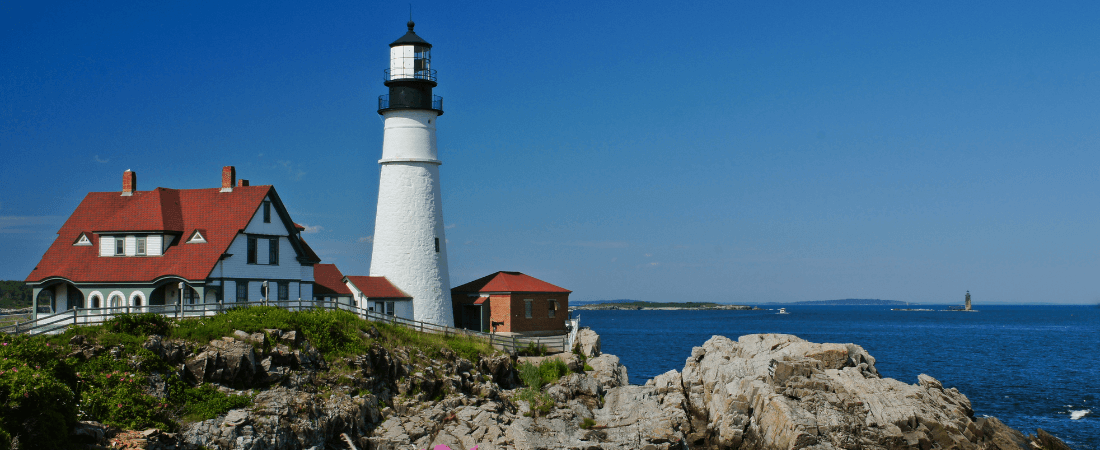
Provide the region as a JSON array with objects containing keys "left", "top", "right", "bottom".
[{"left": 579, "top": 305, "right": 1098, "bottom": 450}]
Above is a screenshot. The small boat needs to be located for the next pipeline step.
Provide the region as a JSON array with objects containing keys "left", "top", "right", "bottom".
[{"left": 777, "top": 308, "right": 789, "bottom": 315}]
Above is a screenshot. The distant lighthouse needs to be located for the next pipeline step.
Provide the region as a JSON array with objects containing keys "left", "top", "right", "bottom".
[{"left": 370, "top": 21, "right": 453, "bottom": 326}]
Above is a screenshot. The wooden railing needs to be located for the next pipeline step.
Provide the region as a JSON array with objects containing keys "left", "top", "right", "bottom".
[{"left": 0, "top": 300, "right": 581, "bottom": 354}]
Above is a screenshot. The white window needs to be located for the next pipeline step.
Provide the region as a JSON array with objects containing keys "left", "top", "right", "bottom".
[
  {"left": 524, "top": 299, "right": 533, "bottom": 319},
  {"left": 115, "top": 237, "right": 124, "bottom": 256},
  {"left": 187, "top": 230, "right": 206, "bottom": 243},
  {"left": 74, "top": 233, "right": 91, "bottom": 246},
  {"left": 136, "top": 237, "right": 146, "bottom": 255},
  {"left": 386, "top": 301, "right": 395, "bottom": 316}
]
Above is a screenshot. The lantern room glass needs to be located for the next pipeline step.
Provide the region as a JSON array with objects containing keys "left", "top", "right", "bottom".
[{"left": 390, "top": 45, "right": 432, "bottom": 81}]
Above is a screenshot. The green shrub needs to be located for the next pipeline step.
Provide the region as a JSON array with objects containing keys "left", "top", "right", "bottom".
[
  {"left": 580, "top": 417, "right": 597, "bottom": 429},
  {"left": 105, "top": 313, "right": 171, "bottom": 336},
  {"left": 74, "top": 356, "right": 171, "bottom": 430},
  {"left": 516, "top": 342, "right": 548, "bottom": 356},
  {"left": 0, "top": 335, "right": 77, "bottom": 449},
  {"left": 178, "top": 385, "right": 252, "bottom": 422},
  {"left": 538, "top": 359, "right": 569, "bottom": 385},
  {"left": 514, "top": 387, "right": 553, "bottom": 416},
  {"left": 517, "top": 362, "right": 542, "bottom": 389}
]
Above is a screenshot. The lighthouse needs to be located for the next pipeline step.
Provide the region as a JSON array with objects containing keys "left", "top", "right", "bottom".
[{"left": 370, "top": 21, "right": 453, "bottom": 326}]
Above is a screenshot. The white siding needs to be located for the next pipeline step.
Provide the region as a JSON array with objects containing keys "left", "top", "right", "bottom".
[
  {"left": 224, "top": 280, "right": 237, "bottom": 301},
  {"left": 300, "top": 264, "right": 314, "bottom": 282},
  {"left": 221, "top": 234, "right": 302, "bottom": 280},
  {"left": 124, "top": 236, "right": 136, "bottom": 256},
  {"left": 99, "top": 236, "right": 114, "bottom": 256},
  {"left": 299, "top": 282, "right": 312, "bottom": 302},
  {"left": 148, "top": 235, "right": 163, "bottom": 256},
  {"left": 243, "top": 197, "right": 287, "bottom": 236}
]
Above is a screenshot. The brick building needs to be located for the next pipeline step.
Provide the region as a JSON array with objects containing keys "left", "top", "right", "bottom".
[{"left": 451, "top": 271, "right": 570, "bottom": 334}]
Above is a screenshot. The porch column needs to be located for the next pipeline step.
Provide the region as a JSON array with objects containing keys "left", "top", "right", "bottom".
[{"left": 31, "top": 286, "right": 41, "bottom": 321}]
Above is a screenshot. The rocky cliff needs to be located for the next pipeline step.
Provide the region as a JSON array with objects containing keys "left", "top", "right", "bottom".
[{"left": 82, "top": 329, "right": 1070, "bottom": 450}]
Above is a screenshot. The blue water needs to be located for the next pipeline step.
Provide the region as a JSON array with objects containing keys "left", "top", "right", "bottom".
[{"left": 579, "top": 305, "right": 1099, "bottom": 450}]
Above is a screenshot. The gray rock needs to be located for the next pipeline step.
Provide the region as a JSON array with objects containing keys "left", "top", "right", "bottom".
[
  {"left": 587, "top": 354, "right": 628, "bottom": 390},
  {"left": 574, "top": 327, "right": 601, "bottom": 357}
]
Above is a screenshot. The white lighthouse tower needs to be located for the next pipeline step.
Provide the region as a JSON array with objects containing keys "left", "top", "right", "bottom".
[{"left": 369, "top": 21, "right": 454, "bottom": 326}]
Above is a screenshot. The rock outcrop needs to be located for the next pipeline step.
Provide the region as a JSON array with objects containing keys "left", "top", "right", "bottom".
[
  {"left": 336, "top": 334, "right": 1070, "bottom": 450},
  {"left": 76, "top": 330, "right": 1070, "bottom": 450}
]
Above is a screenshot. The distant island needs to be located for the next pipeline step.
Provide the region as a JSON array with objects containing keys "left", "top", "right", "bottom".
[
  {"left": 780, "top": 299, "right": 911, "bottom": 306},
  {"left": 572, "top": 300, "right": 758, "bottom": 311}
]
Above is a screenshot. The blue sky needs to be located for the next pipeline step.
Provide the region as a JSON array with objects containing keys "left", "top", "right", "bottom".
[{"left": 3, "top": 1, "right": 1098, "bottom": 304}]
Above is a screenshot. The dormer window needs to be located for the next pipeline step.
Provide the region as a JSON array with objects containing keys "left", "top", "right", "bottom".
[
  {"left": 115, "top": 237, "right": 124, "bottom": 256},
  {"left": 187, "top": 230, "right": 206, "bottom": 244},
  {"left": 136, "top": 236, "right": 146, "bottom": 256},
  {"left": 74, "top": 233, "right": 91, "bottom": 246}
]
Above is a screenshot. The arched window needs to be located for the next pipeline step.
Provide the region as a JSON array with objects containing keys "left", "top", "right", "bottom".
[
  {"left": 90, "top": 295, "right": 102, "bottom": 309},
  {"left": 109, "top": 294, "right": 124, "bottom": 308},
  {"left": 37, "top": 289, "right": 55, "bottom": 313},
  {"left": 130, "top": 291, "right": 145, "bottom": 307}
]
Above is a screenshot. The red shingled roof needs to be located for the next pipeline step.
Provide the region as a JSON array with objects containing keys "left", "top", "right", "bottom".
[
  {"left": 344, "top": 276, "right": 411, "bottom": 299},
  {"left": 313, "top": 264, "right": 352, "bottom": 296},
  {"left": 26, "top": 185, "right": 318, "bottom": 283},
  {"left": 452, "top": 271, "right": 571, "bottom": 293}
]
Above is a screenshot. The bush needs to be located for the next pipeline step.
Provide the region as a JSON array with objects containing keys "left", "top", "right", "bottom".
[
  {"left": 516, "top": 342, "right": 548, "bottom": 356},
  {"left": 0, "top": 335, "right": 77, "bottom": 449},
  {"left": 580, "top": 417, "right": 597, "bottom": 429},
  {"left": 177, "top": 384, "right": 252, "bottom": 422},
  {"left": 514, "top": 387, "right": 554, "bottom": 416},
  {"left": 74, "top": 355, "right": 172, "bottom": 430},
  {"left": 517, "top": 362, "right": 542, "bottom": 389},
  {"left": 105, "top": 313, "right": 171, "bottom": 336},
  {"left": 538, "top": 359, "right": 569, "bottom": 384}
]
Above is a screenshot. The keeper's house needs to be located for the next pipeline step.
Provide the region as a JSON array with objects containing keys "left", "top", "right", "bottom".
[
  {"left": 24, "top": 167, "right": 321, "bottom": 318},
  {"left": 451, "top": 271, "right": 570, "bottom": 334},
  {"left": 312, "top": 263, "right": 412, "bottom": 318}
]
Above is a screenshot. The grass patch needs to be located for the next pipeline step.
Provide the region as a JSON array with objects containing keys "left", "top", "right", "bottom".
[
  {"left": 177, "top": 385, "right": 252, "bottom": 422},
  {"left": 580, "top": 417, "right": 597, "bottom": 429},
  {"left": 516, "top": 342, "right": 548, "bottom": 356},
  {"left": 515, "top": 387, "right": 554, "bottom": 416},
  {"left": 517, "top": 359, "right": 570, "bottom": 389},
  {"left": 514, "top": 358, "right": 571, "bottom": 417}
]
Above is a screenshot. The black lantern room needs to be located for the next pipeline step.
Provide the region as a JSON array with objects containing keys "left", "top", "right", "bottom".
[{"left": 379, "top": 21, "right": 443, "bottom": 115}]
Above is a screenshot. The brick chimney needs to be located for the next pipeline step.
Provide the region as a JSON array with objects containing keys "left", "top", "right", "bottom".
[
  {"left": 122, "top": 170, "right": 136, "bottom": 196},
  {"left": 237, "top": 179, "right": 249, "bottom": 187},
  {"left": 220, "top": 166, "right": 236, "bottom": 192}
]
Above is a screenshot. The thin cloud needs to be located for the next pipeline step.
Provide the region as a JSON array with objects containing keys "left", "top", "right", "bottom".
[
  {"left": 357, "top": 236, "right": 373, "bottom": 244},
  {"left": 0, "top": 216, "right": 63, "bottom": 233},
  {"left": 277, "top": 160, "right": 306, "bottom": 181},
  {"left": 445, "top": 223, "right": 457, "bottom": 229},
  {"left": 94, "top": 155, "right": 109, "bottom": 163},
  {"left": 566, "top": 241, "right": 630, "bottom": 249},
  {"left": 299, "top": 224, "right": 323, "bottom": 234}
]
